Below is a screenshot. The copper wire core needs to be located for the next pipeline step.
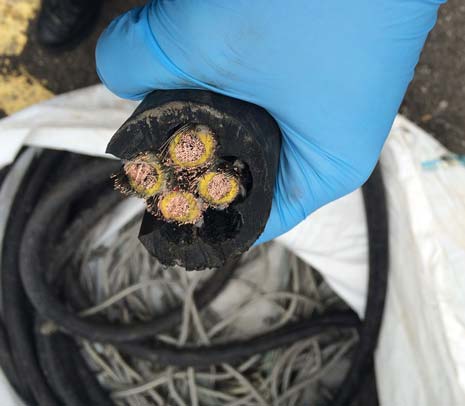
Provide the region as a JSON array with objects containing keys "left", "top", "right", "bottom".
[
  {"left": 165, "top": 194, "right": 190, "bottom": 218},
  {"left": 124, "top": 161, "right": 158, "bottom": 189},
  {"left": 207, "top": 173, "right": 232, "bottom": 200},
  {"left": 114, "top": 124, "right": 245, "bottom": 225},
  {"left": 173, "top": 133, "right": 206, "bottom": 163}
]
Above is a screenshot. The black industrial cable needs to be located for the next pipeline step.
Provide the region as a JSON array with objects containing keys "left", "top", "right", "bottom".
[
  {"left": 35, "top": 313, "right": 114, "bottom": 406},
  {"left": 1, "top": 155, "right": 116, "bottom": 406},
  {"left": 44, "top": 181, "right": 118, "bottom": 406},
  {"left": 355, "top": 358, "right": 380, "bottom": 406},
  {"left": 0, "top": 165, "right": 10, "bottom": 189},
  {"left": 35, "top": 318, "right": 88, "bottom": 406},
  {"left": 115, "top": 312, "right": 359, "bottom": 367},
  {"left": 5, "top": 156, "right": 238, "bottom": 406},
  {"left": 0, "top": 321, "right": 22, "bottom": 399},
  {"left": 0, "top": 153, "right": 121, "bottom": 406},
  {"left": 118, "top": 165, "right": 387, "bottom": 401},
  {"left": 0, "top": 150, "right": 389, "bottom": 405},
  {"left": 1, "top": 151, "right": 63, "bottom": 406},
  {"left": 35, "top": 191, "right": 122, "bottom": 406},
  {"left": 30, "top": 176, "right": 236, "bottom": 406},
  {"left": 17, "top": 160, "right": 361, "bottom": 359},
  {"left": 0, "top": 160, "right": 31, "bottom": 401},
  {"left": 47, "top": 188, "right": 122, "bottom": 286},
  {"left": 72, "top": 338, "right": 115, "bottom": 406},
  {"left": 19, "top": 160, "right": 236, "bottom": 343},
  {"left": 333, "top": 164, "right": 389, "bottom": 406}
]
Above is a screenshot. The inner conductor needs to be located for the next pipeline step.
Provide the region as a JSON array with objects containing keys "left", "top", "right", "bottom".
[
  {"left": 159, "top": 191, "right": 202, "bottom": 224},
  {"left": 114, "top": 125, "right": 245, "bottom": 225},
  {"left": 123, "top": 153, "right": 164, "bottom": 197},
  {"left": 198, "top": 172, "right": 239, "bottom": 207},
  {"left": 168, "top": 125, "right": 216, "bottom": 168}
]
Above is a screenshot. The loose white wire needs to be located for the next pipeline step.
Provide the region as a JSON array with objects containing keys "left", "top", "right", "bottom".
[{"left": 76, "top": 202, "right": 358, "bottom": 405}]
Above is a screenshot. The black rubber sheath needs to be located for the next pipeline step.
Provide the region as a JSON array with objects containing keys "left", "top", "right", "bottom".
[
  {"left": 137, "top": 165, "right": 386, "bottom": 403},
  {"left": 47, "top": 189, "right": 122, "bottom": 286},
  {"left": 356, "top": 358, "right": 380, "bottom": 406},
  {"left": 1, "top": 156, "right": 121, "bottom": 406},
  {"left": 115, "top": 312, "right": 360, "bottom": 368},
  {"left": 35, "top": 318, "right": 86, "bottom": 406},
  {"left": 0, "top": 165, "right": 10, "bottom": 189},
  {"left": 0, "top": 163, "right": 29, "bottom": 402},
  {"left": 0, "top": 321, "right": 22, "bottom": 400},
  {"left": 71, "top": 340, "right": 114, "bottom": 406},
  {"left": 19, "top": 161, "right": 236, "bottom": 343},
  {"left": 1, "top": 152, "right": 63, "bottom": 406},
  {"left": 332, "top": 165, "right": 389, "bottom": 406},
  {"left": 35, "top": 314, "right": 114, "bottom": 406},
  {"left": 1, "top": 151, "right": 388, "bottom": 406}
]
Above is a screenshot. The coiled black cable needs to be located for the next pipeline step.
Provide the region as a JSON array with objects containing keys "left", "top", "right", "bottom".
[
  {"left": 19, "top": 160, "right": 236, "bottom": 343},
  {"left": 115, "top": 312, "right": 359, "bottom": 368},
  {"left": 0, "top": 152, "right": 240, "bottom": 405},
  {"left": 0, "top": 321, "right": 22, "bottom": 399},
  {"left": 334, "top": 165, "right": 389, "bottom": 406},
  {"left": 1, "top": 151, "right": 63, "bottom": 406},
  {"left": 0, "top": 165, "right": 10, "bottom": 189},
  {"left": 0, "top": 150, "right": 388, "bottom": 405}
]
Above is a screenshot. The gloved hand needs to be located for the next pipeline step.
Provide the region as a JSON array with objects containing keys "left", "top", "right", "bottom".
[{"left": 96, "top": 0, "right": 444, "bottom": 244}]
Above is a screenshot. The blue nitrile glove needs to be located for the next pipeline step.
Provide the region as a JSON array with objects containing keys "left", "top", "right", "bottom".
[{"left": 96, "top": 0, "right": 444, "bottom": 244}]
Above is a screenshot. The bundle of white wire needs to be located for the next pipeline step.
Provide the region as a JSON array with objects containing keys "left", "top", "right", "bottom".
[{"left": 74, "top": 199, "right": 357, "bottom": 406}]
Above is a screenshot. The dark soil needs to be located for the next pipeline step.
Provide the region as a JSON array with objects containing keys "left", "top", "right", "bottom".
[{"left": 401, "top": 0, "right": 465, "bottom": 153}]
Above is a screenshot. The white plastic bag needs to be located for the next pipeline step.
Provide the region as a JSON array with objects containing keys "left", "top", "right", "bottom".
[
  {"left": 1, "top": 85, "right": 464, "bottom": 405},
  {"left": 279, "top": 116, "right": 465, "bottom": 405}
]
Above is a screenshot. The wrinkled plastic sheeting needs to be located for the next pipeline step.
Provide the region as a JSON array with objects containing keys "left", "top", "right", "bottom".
[
  {"left": 281, "top": 114, "right": 465, "bottom": 404},
  {"left": 0, "top": 85, "right": 464, "bottom": 405},
  {"left": 280, "top": 115, "right": 465, "bottom": 405},
  {"left": 377, "top": 117, "right": 465, "bottom": 405},
  {"left": 0, "top": 85, "right": 137, "bottom": 167}
]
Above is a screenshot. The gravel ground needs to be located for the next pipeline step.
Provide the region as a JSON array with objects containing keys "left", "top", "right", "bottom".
[
  {"left": 402, "top": 0, "right": 465, "bottom": 153},
  {"left": 1, "top": 0, "right": 464, "bottom": 153}
]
